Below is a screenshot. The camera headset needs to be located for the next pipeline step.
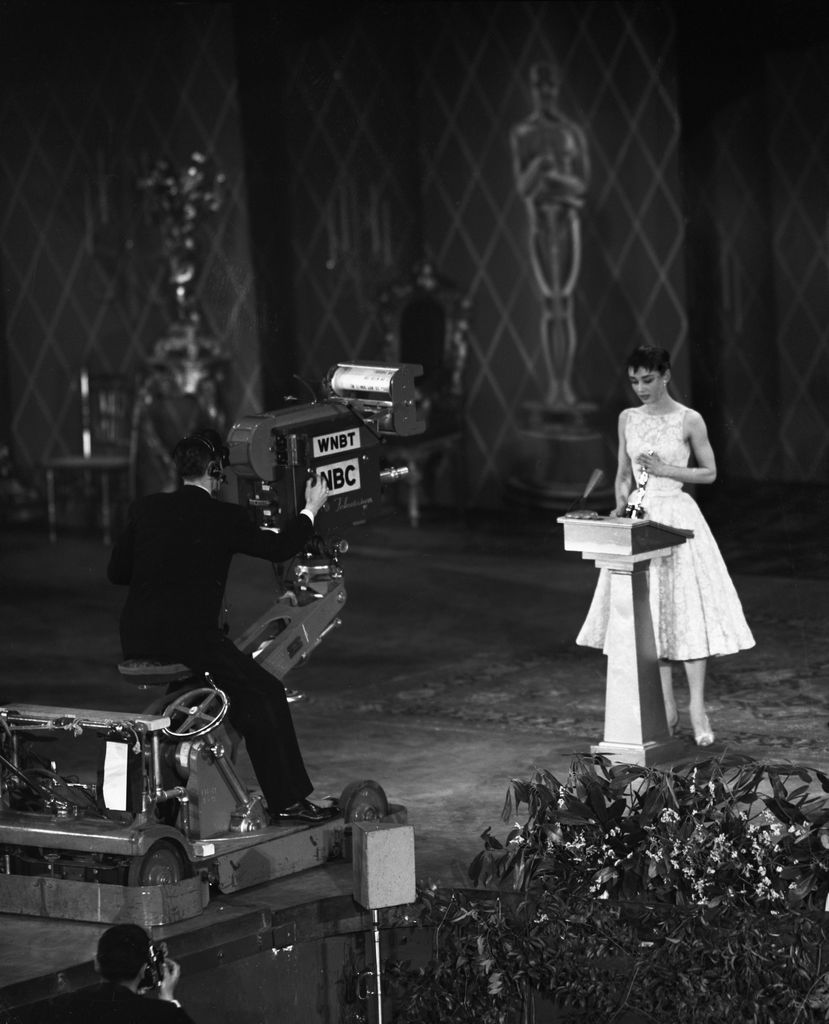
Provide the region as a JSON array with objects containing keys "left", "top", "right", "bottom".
[{"left": 173, "top": 430, "right": 229, "bottom": 491}]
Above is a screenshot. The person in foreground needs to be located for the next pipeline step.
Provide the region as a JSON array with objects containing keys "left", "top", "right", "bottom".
[
  {"left": 107, "top": 429, "right": 336, "bottom": 824},
  {"left": 33, "top": 923, "right": 194, "bottom": 1023},
  {"left": 576, "top": 345, "right": 754, "bottom": 745}
]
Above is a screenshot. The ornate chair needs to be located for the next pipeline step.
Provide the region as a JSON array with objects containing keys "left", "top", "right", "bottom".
[
  {"left": 377, "top": 259, "right": 471, "bottom": 527},
  {"left": 43, "top": 368, "right": 138, "bottom": 544}
]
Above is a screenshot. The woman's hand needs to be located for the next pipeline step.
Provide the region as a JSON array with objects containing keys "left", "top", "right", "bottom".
[{"left": 637, "top": 451, "right": 669, "bottom": 477}]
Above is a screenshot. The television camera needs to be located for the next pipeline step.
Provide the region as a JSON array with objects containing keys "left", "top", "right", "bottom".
[
  {"left": 0, "top": 362, "right": 422, "bottom": 926},
  {"left": 228, "top": 360, "right": 423, "bottom": 676}
]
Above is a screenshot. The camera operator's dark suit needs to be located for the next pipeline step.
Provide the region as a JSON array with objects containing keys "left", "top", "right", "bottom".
[{"left": 107, "top": 483, "right": 315, "bottom": 813}]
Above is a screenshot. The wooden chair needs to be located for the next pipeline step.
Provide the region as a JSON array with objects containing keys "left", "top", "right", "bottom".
[
  {"left": 377, "top": 259, "right": 472, "bottom": 527},
  {"left": 43, "top": 369, "right": 138, "bottom": 544}
]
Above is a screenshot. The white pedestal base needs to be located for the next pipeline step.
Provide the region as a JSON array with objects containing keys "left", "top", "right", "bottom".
[{"left": 591, "top": 736, "right": 687, "bottom": 767}]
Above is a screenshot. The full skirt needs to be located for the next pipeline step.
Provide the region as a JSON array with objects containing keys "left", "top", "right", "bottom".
[{"left": 575, "top": 492, "right": 755, "bottom": 661}]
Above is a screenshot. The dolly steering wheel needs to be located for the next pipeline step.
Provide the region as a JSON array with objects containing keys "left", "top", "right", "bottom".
[{"left": 162, "top": 686, "right": 229, "bottom": 739}]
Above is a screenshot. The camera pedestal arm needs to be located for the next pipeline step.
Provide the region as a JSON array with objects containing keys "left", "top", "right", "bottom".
[{"left": 233, "top": 571, "right": 346, "bottom": 680}]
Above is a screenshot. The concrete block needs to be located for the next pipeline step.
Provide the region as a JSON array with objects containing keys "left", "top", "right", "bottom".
[{"left": 352, "top": 822, "right": 416, "bottom": 909}]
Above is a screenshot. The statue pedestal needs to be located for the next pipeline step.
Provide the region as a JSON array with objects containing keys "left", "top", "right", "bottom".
[
  {"left": 506, "top": 402, "right": 613, "bottom": 511},
  {"left": 557, "top": 515, "right": 693, "bottom": 766}
]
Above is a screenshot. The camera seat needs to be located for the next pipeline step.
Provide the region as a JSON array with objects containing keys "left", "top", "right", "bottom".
[
  {"left": 117, "top": 660, "right": 230, "bottom": 741},
  {"left": 118, "top": 659, "right": 194, "bottom": 689}
]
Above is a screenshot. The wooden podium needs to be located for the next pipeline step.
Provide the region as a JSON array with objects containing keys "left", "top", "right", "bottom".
[{"left": 557, "top": 514, "right": 693, "bottom": 765}]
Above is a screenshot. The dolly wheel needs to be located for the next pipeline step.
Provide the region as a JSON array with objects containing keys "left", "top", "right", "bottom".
[
  {"left": 339, "top": 779, "right": 389, "bottom": 823},
  {"left": 127, "top": 839, "right": 192, "bottom": 886},
  {"left": 162, "top": 686, "right": 229, "bottom": 739}
]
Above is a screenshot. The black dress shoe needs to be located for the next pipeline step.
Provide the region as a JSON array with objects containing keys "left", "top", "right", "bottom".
[{"left": 273, "top": 798, "right": 338, "bottom": 823}]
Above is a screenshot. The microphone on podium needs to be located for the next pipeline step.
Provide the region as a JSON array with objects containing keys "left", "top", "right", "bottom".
[{"left": 563, "top": 468, "right": 605, "bottom": 518}]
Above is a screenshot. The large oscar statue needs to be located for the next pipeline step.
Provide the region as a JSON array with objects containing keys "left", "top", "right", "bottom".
[
  {"left": 136, "top": 152, "right": 230, "bottom": 493},
  {"left": 507, "top": 62, "right": 611, "bottom": 510}
]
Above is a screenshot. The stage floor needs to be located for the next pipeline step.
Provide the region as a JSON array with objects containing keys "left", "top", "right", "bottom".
[{"left": 2, "top": 486, "right": 829, "bottom": 1003}]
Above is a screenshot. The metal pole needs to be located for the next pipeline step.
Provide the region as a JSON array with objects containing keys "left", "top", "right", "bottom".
[{"left": 371, "top": 908, "right": 383, "bottom": 1024}]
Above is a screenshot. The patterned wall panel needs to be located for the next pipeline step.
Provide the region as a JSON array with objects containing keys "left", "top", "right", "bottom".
[
  {"left": 411, "top": 1, "right": 687, "bottom": 506},
  {"left": 280, "top": 10, "right": 422, "bottom": 393},
  {"left": 767, "top": 45, "right": 829, "bottom": 483},
  {"left": 6, "top": 2, "right": 829, "bottom": 522},
  {"left": 0, "top": 2, "right": 694, "bottom": 512},
  {"left": 0, "top": 5, "right": 259, "bottom": 490},
  {"left": 683, "top": 94, "right": 781, "bottom": 482},
  {"left": 278, "top": 1, "right": 687, "bottom": 508},
  {"left": 683, "top": 42, "right": 829, "bottom": 486}
]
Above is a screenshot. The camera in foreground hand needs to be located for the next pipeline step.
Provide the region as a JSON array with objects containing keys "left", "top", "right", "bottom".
[{"left": 142, "top": 941, "right": 168, "bottom": 989}]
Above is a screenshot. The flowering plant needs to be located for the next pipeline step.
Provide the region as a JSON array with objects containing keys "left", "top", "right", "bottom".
[
  {"left": 386, "top": 756, "right": 829, "bottom": 1022},
  {"left": 470, "top": 754, "right": 829, "bottom": 911}
]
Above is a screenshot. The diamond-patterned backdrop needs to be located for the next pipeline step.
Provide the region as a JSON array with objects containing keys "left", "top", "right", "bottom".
[
  {"left": 276, "top": 6, "right": 423, "bottom": 400},
  {"left": 684, "top": 40, "right": 829, "bottom": 485},
  {"left": 0, "top": 2, "right": 690, "bottom": 515},
  {"left": 768, "top": 45, "right": 829, "bottom": 483},
  {"left": 0, "top": 5, "right": 259, "bottom": 492},
  {"left": 415, "top": 1, "right": 687, "bottom": 506},
  {"left": 280, "top": 0, "right": 688, "bottom": 508},
  {"left": 12, "top": 3, "right": 823, "bottom": 520},
  {"left": 682, "top": 92, "right": 780, "bottom": 482}
]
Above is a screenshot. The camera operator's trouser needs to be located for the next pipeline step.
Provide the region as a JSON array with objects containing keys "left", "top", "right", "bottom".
[{"left": 175, "top": 632, "right": 313, "bottom": 813}]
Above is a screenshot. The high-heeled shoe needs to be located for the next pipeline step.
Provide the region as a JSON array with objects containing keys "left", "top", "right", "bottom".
[{"left": 692, "top": 713, "right": 715, "bottom": 747}]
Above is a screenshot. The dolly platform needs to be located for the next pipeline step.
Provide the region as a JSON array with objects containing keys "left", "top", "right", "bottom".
[{"left": 0, "top": 697, "right": 402, "bottom": 926}]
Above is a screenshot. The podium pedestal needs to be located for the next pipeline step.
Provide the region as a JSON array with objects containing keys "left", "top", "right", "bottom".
[{"left": 558, "top": 515, "right": 693, "bottom": 766}]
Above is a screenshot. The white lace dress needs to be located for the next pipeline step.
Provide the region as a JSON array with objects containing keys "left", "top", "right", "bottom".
[{"left": 576, "top": 404, "right": 755, "bottom": 661}]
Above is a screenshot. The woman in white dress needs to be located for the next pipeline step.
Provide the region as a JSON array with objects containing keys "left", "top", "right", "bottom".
[{"left": 576, "top": 345, "right": 754, "bottom": 745}]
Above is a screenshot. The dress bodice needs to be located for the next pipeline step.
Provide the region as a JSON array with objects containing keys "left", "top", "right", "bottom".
[{"left": 625, "top": 405, "right": 688, "bottom": 497}]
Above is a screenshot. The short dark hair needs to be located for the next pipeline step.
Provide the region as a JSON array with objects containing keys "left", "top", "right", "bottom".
[
  {"left": 626, "top": 345, "right": 671, "bottom": 375},
  {"left": 173, "top": 428, "right": 226, "bottom": 480},
  {"left": 96, "top": 924, "right": 150, "bottom": 983}
]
